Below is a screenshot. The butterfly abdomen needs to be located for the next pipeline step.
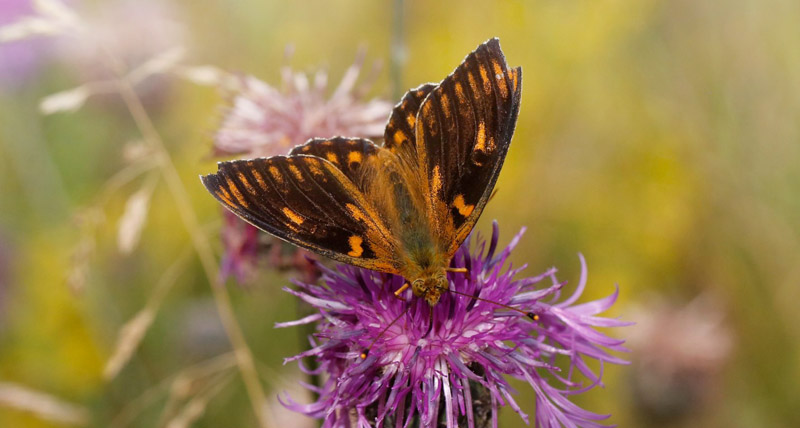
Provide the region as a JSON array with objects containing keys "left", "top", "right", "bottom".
[{"left": 374, "top": 164, "right": 443, "bottom": 274}]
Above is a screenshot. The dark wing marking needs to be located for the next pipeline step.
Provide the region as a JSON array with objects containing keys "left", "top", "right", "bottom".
[
  {"left": 415, "top": 38, "right": 522, "bottom": 255},
  {"left": 383, "top": 83, "right": 436, "bottom": 157},
  {"left": 289, "top": 137, "right": 379, "bottom": 192},
  {"left": 201, "top": 156, "right": 400, "bottom": 273}
]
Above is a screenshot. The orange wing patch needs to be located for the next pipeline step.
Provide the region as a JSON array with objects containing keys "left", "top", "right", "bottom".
[
  {"left": 475, "top": 122, "right": 487, "bottom": 152},
  {"left": 251, "top": 169, "right": 268, "bottom": 190},
  {"left": 306, "top": 158, "right": 325, "bottom": 177},
  {"left": 348, "top": 235, "right": 364, "bottom": 257},
  {"left": 282, "top": 207, "right": 304, "bottom": 225},
  {"left": 347, "top": 151, "right": 362, "bottom": 165},
  {"left": 268, "top": 166, "right": 284, "bottom": 184},
  {"left": 510, "top": 68, "right": 520, "bottom": 92},
  {"left": 237, "top": 172, "right": 255, "bottom": 194},
  {"left": 392, "top": 130, "right": 408, "bottom": 147},
  {"left": 478, "top": 65, "right": 491, "bottom": 94},
  {"left": 287, "top": 163, "right": 304, "bottom": 181},
  {"left": 492, "top": 60, "right": 508, "bottom": 99},
  {"left": 431, "top": 165, "right": 443, "bottom": 196},
  {"left": 215, "top": 186, "right": 233, "bottom": 205},
  {"left": 440, "top": 93, "right": 451, "bottom": 119},
  {"left": 225, "top": 176, "right": 248, "bottom": 207},
  {"left": 452, "top": 194, "right": 474, "bottom": 217}
]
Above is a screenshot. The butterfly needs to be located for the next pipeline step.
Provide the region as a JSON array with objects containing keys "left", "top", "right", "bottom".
[{"left": 201, "top": 38, "right": 522, "bottom": 306}]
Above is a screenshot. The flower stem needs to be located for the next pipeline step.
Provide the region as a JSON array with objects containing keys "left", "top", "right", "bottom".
[{"left": 113, "top": 76, "right": 273, "bottom": 428}]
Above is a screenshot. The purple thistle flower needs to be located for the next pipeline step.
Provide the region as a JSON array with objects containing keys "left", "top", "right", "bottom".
[
  {"left": 219, "top": 209, "right": 321, "bottom": 285},
  {"left": 214, "top": 48, "right": 392, "bottom": 158},
  {"left": 276, "top": 222, "right": 631, "bottom": 428}
]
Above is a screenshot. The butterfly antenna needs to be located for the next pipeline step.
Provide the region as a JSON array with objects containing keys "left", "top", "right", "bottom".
[
  {"left": 360, "top": 303, "right": 412, "bottom": 360},
  {"left": 438, "top": 285, "right": 539, "bottom": 321}
]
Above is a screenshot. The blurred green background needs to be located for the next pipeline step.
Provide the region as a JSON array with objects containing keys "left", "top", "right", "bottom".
[{"left": 1, "top": 0, "right": 799, "bottom": 427}]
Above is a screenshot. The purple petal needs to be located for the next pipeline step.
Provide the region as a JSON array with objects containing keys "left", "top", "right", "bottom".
[{"left": 274, "top": 313, "right": 323, "bottom": 328}]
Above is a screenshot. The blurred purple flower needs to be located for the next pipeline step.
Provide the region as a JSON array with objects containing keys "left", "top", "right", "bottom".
[
  {"left": 218, "top": 210, "right": 321, "bottom": 285},
  {"left": 214, "top": 49, "right": 392, "bottom": 158},
  {"left": 215, "top": 49, "right": 392, "bottom": 283},
  {"left": 2, "top": 0, "right": 186, "bottom": 108},
  {"left": 54, "top": 0, "right": 186, "bottom": 80},
  {"left": 0, "top": 0, "right": 50, "bottom": 88},
  {"left": 219, "top": 210, "right": 261, "bottom": 284},
  {"left": 627, "top": 294, "right": 733, "bottom": 423},
  {"left": 277, "top": 223, "right": 630, "bottom": 428}
]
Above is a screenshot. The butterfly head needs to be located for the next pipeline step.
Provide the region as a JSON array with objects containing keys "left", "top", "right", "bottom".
[{"left": 411, "top": 269, "right": 449, "bottom": 306}]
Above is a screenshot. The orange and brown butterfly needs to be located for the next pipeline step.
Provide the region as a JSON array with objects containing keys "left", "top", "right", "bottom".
[{"left": 201, "top": 38, "right": 522, "bottom": 306}]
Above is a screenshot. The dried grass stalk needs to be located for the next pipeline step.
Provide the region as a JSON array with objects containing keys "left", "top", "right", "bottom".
[{"left": 0, "top": 382, "right": 89, "bottom": 426}]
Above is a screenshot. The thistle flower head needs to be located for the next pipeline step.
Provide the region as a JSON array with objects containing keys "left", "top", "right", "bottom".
[
  {"left": 214, "top": 49, "right": 393, "bottom": 158},
  {"left": 278, "top": 223, "right": 630, "bottom": 428},
  {"left": 219, "top": 210, "right": 321, "bottom": 284}
]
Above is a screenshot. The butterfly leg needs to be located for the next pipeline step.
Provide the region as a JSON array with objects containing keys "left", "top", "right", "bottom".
[
  {"left": 427, "top": 305, "right": 434, "bottom": 335},
  {"left": 394, "top": 282, "right": 410, "bottom": 299},
  {"left": 445, "top": 267, "right": 468, "bottom": 274}
]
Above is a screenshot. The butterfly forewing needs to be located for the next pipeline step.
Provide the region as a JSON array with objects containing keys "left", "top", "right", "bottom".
[
  {"left": 414, "top": 38, "right": 522, "bottom": 255},
  {"left": 201, "top": 155, "right": 400, "bottom": 273},
  {"left": 384, "top": 83, "right": 437, "bottom": 157}
]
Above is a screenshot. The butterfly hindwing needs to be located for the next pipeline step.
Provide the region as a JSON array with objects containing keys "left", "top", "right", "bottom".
[
  {"left": 289, "top": 137, "right": 380, "bottom": 192},
  {"left": 201, "top": 155, "right": 400, "bottom": 273},
  {"left": 414, "top": 38, "right": 522, "bottom": 255}
]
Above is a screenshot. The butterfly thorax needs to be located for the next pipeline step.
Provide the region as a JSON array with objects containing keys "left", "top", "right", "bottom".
[{"left": 369, "top": 157, "right": 451, "bottom": 306}]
